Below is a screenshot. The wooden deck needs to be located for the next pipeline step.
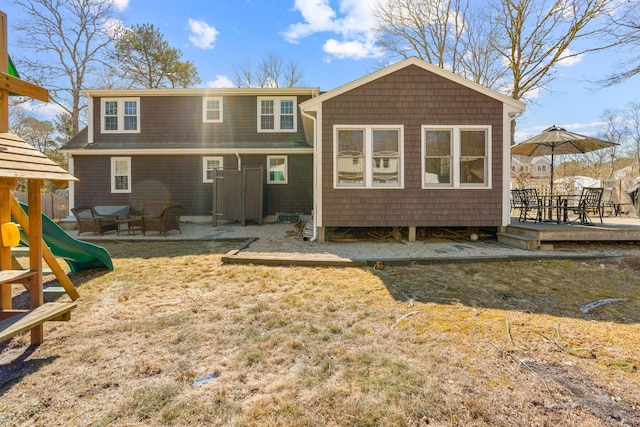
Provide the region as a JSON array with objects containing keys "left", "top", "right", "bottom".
[{"left": 499, "top": 215, "right": 640, "bottom": 249}]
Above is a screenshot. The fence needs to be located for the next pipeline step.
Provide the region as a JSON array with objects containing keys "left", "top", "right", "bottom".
[{"left": 12, "top": 191, "right": 69, "bottom": 221}]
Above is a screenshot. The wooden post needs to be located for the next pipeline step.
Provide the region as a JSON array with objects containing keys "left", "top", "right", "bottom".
[
  {"left": 0, "top": 179, "right": 13, "bottom": 310},
  {"left": 28, "top": 179, "right": 44, "bottom": 344},
  {"left": 0, "top": 11, "right": 8, "bottom": 132},
  {"left": 408, "top": 226, "right": 416, "bottom": 242}
]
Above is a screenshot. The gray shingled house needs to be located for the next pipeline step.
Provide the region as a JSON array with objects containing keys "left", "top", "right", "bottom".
[
  {"left": 63, "top": 88, "right": 319, "bottom": 219},
  {"left": 299, "top": 57, "right": 526, "bottom": 242},
  {"left": 63, "top": 58, "right": 525, "bottom": 237}
]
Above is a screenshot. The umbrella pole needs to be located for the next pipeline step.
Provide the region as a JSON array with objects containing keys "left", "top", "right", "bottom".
[{"left": 550, "top": 151, "right": 554, "bottom": 195}]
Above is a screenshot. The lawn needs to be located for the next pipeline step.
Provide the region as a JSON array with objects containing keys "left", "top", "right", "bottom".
[{"left": 1, "top": 241, "right": 639, "bottom": 426}]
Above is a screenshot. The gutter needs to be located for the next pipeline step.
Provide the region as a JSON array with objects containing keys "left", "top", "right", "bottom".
[{"left": 300, "top": 108, "right": 318, "bottom": 242}]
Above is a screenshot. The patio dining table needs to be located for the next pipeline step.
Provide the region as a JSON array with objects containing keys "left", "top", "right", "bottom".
[{"left": 540, "top": 194, "right": 576, "bottom": 224}]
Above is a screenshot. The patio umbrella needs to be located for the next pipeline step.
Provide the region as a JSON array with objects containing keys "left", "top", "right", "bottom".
[{"left": 511, "top": 125, "right": 618, "bottom": 194}]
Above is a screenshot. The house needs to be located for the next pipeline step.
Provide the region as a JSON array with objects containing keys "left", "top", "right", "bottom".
[
  {"left": 63, "top": 57, "right": 526, "bottom": 239},
  {"left": 511, "top": 155, "right": 551, "bottom": 179},
  {"left": 299, "top": 57, "right": 526, "bottom": 242},
  {"left": 63, "top": 88, "right": 319, "bottom": 219}
]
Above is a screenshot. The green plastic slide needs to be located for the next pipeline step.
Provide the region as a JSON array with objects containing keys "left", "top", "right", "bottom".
[{"left": 16, "top": 202, "right": 114, "bottom": 272}]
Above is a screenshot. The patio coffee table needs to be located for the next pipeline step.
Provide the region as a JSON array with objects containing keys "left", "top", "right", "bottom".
[{"left": 116, "top": 217, "right": 142, "bottom": 235}]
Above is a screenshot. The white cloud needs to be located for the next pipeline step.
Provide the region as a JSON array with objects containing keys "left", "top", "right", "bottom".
[
  {"left": 188, "top": 19, "right": 219, "bottom": 50},
  {"left": 557, "top": 48, "right": 583, "bottom": 67},
  {"left": 285, "top": 0, "right": 381, "bottom": 60},
  {"left": 113, "top": 0, "right": 129, "bottom": 11},
  {"left": 17, "top": 100, "right": 66, "bottom": 121},
  {"left": 323, "top": 37, "right": 382, "bottom": 60},
  {"left": 206, "top": 75, "right": 234, "bottom": 88},
  {"left": 104, "top": 18, "right": 125, "bottom": 36}
]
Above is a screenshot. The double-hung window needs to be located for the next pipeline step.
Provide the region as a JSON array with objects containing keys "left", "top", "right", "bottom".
[
  {"left": 202, "top": 157, "right": 224, "bottom": 183},
  {"left": 203, "top": 97, "right": 223, "bottom": 123},
  {"left": 257, "top": 97, "right": 296, "bottom": 132},
  {"left": 422, "top": 126, "right": 490, "bottom": 188},
  {"left": 102, "top": 98, "right": 140, "bottom": 133},
  {"left": 334, "top": 125, "right": 403, "bottom": 188},
  {"left": 111, "top": 157, "right": 131, "bottom": 193}
]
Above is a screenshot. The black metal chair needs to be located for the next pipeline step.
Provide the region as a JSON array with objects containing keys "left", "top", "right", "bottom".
[
  {"left": 514, "top": 188, "right": 543, "bottom": 222},
  {"left": 569, "top": 187, "right": 604, "bottom": 225}
]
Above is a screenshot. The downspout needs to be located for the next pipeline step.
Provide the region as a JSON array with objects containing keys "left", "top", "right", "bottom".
[
  {"left": 235, "top": 151, "right": 241, "bottom": 170},
  {"left": 300, "top": 108, "right": 318, "bottom": 241}
]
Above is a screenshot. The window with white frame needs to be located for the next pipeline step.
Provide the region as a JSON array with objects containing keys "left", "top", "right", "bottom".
[
  {"left": 422, "top": 126, "right": 490, "bottom": 188},
  {"left": 102, "top": 98, "right": 140, "bottom": 133},
  {"left": 257, "top": 97, "right": 296, "bottom": 132},
  {"left": 203, "top": 97, "right": 223, "bottom": 123},
  {"left": 111, "top": 157, "right": 131, "bottom": 193},
  {"left": 334, "top": 125, "right": 403, "bottom": 188},
  {"left": 267, "top": 155, "right": 288, "bottom": 184},
  {"left": 202, "top": 157, "right": 224, "bottom": 183}
]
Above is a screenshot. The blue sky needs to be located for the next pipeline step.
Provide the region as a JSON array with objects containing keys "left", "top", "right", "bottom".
[{"left": 4, "top": 0, "right": 639, "bottom": 142}]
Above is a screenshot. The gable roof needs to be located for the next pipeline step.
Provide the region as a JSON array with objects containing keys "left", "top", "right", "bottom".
[{"left": 300, "top": 57, "right": 525, "bottom": 114}]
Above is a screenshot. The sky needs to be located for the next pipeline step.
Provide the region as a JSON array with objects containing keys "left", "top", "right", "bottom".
[{"left": 3, "top": 0, "right": 639, "bottom": 143}]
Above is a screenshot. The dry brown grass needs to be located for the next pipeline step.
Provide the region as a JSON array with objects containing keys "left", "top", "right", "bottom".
[{"left": 1, "top": 241, "right": 640, "bottom": 426}]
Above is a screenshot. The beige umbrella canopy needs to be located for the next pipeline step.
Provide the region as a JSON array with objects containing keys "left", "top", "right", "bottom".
[{"left": 511, "top": 125, "right": 618, "bottom": 194}]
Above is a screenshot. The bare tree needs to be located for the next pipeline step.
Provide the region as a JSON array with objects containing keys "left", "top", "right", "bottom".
[
  {"left": 599, "top": 1, "right": 640, "bottom": 86},
  {"left": 233, "top": 54, "right": 304, "bottom": 88},
  {"left": 496, "top": 0, "right": 618, "bottom": 102},
  {"left": 12, "top": 0, "right": 121, "bottom": 135},
  {"left": 374, "top": 0, "right": 470, "bottom": 73},
  {"left": 374, "top": 0, "right": 620, "bottom": 101},
  {"left": 624, "top": 101, "right": 640, "bottom": 174}
]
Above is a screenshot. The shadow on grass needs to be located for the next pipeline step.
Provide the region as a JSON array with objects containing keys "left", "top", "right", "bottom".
[
  {"left": 371, "top": 257, "right": 640, "bottom": 324},
  {"left": 0, "top": 344, "right": 59, "bottom": 397}
]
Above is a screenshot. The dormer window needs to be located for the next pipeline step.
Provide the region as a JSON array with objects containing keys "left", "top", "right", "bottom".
[
  {"left": 101, "top": 98, "right": 140, "bottom": 133},
  {"left": 203, "top": 97, "right": 223, "bottom": 123},
  {"left": 257, "top": 97, "right": 296, "bottom": 132}
]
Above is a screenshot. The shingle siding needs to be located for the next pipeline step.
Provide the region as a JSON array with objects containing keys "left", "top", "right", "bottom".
[
  {"left": 73, "top": 153, "right": 312, "bottom": 216},
  {"left": 92, "top": 95, "right": 312, "bottom": 144},
  {"left": 320, "top": 65, "right": 505, "bottom": 228}
]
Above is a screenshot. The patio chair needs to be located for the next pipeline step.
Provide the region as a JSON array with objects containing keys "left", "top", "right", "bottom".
[
  {"left": 568, "top": 187, "right": 604, "bottom": 225},
  {"left": 141, "top": 204, "right": 183, "bottom": 236},
  {"left": 71, "top": 206, "right": 118, "bottom": 235},
  {"left": 517, "top": 188, "right": 543, "bottom": 222},
  {"left": 601, "top": 187, "right": 629, "bottom": 217}
]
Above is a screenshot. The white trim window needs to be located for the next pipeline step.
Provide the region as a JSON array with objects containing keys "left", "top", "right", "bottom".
[
  {"left": 267, "top": 155, "right": 288, "bottom": 184},
  {"left": 334, "top": 125, "right": 403, "bottom": 188},
  {"left": 422, "top": 125, "right": 491, "bottom": 188},
  {"left": 203, "top": 97, "right": 223, "bottom": 123},
  {"left": 101, "top": 98, "right": 140, "bottom": 133},
  {"left": 202, "top": 157, "right": 224, "bottom": 183},
  {"left": 257, "top": 97, "right": 297, "bottom": 132},
  {"left": 111, "top": 157, "right": 131, "bottom": 193}
]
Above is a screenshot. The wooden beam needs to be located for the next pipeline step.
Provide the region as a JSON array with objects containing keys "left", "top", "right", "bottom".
[
  {"left": 9, "top": 194, "right": 79, "bottom": 300},
  {"left": 0, "top": 302, "right": 77, "bottom": 344},
  {"left": 0, "top": 72, "right": 49, "bottom": 102}
]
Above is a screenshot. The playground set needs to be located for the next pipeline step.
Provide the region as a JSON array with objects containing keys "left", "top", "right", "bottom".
[{"left": 0, "top": 11, "right": 113, "bottom": 346}]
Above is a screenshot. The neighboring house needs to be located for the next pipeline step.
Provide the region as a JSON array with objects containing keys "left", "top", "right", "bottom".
[
  {"left": 299, "top": 57, "right": 525, "bottom": 241},
  {"left": 62, "top": 88, "right": 319, "bottom": 217},
  {"left": 511, "top": 155, "right": 551, "bottom": 179}
]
